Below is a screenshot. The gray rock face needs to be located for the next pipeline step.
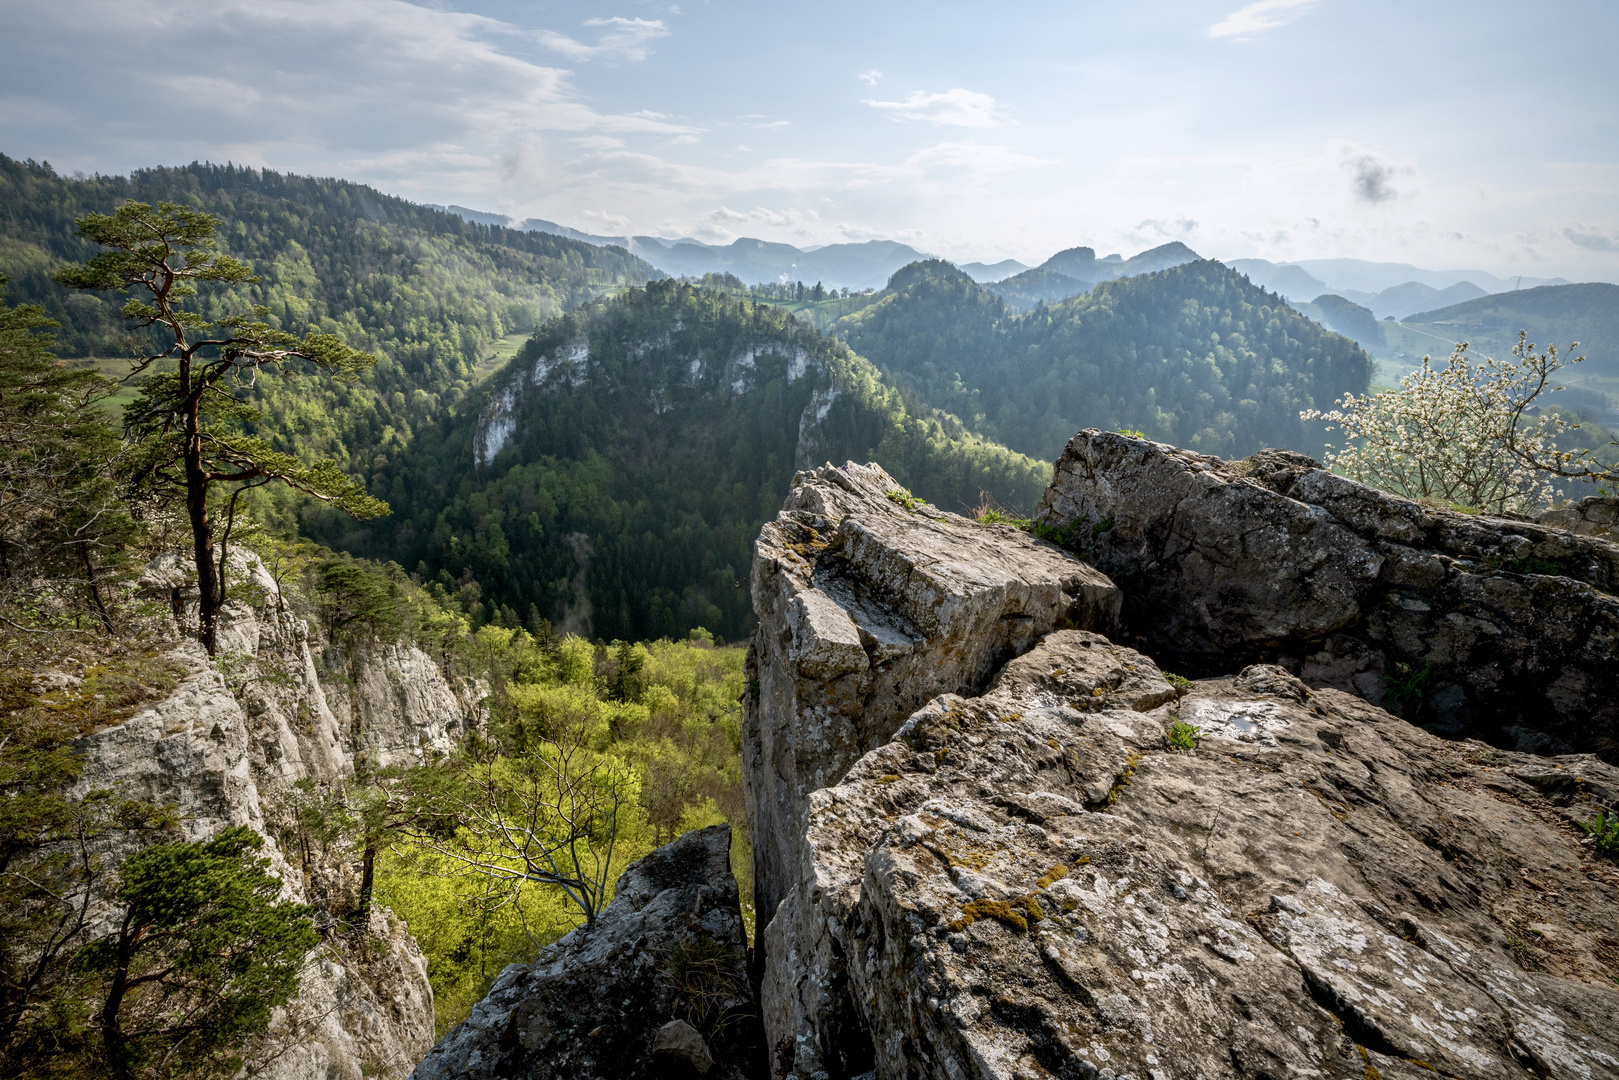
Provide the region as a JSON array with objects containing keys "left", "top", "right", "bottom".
[
  {"left": 1540, "top": 495, "right": 1619, "bottom": 542},
  {"left": 746, "top": 462, "right": 1120, "bottom": 950},
  {"left": 1035, "top": 430, "right": 1619, "bottom": 755},
  {"left": 775, "top": 631, "right": 1619, "bottom": 1080},
  {"left": 411, "top": 825, "right": 756, "bottom": 1080}
]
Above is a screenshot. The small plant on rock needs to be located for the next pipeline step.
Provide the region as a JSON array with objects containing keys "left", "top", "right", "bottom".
[
  {"left": 885, "top": 488, "right": 922, "bottom": 512},
  {"left": 1578, "top": 811, "right": 1619, "bottom": 858},
  {"left": 1167, "top": 720, "right": 1201, "bottom": 752}
]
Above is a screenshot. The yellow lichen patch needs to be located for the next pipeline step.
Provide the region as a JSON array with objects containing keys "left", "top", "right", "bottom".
[
  {"left": 923, "top": 835, "right": 996, "bottom": 873},
  {"left": 1035, "top": 864, "right": 1070, "bottom": 890},
  {"left": 1000, "top": 712, "right": 1023, "bottom": 723},
  {"left": 947, "top": 894, "right": 1044, "bottom": 934},
  {"left": 1047, "top": 738, "right": 1061, "bottom": 750},
  {"left": 934, "top": 747, "right": 951, "bottom": 763},
  {"left": 878, "top": 774, "right": 902, "bottom": 784},
  {"left": 1106, "top": 751, "right": 1141, "bottom": 806},
  {"left": 1049, "top": 668, "right": 1067, "bottom": 678},
  {"left": 1091, "top": 687, "right": 1105, "bottom": 697}
]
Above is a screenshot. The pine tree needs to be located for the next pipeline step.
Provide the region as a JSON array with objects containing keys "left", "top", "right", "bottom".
[{"left": 54, "top": 202, "right": 389, "bottom": 653}]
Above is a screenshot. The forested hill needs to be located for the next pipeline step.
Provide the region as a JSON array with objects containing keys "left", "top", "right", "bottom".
[
  {"left": 0, "top": 154, "right": 658, "bottom": 479},
  {"left": 315, "top": 279, "right": 1048, "bottom": 643},
  {"left": 836, "top": 258, "right": 1374, "bottom": 461},
  {"left": 1403, "top": 283, "right": 1619, "bottom": 379}
]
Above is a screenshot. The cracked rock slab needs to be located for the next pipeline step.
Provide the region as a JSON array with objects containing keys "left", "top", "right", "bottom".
[{"left": 768, "top": 631, "right": 1619, "bottom": 1080}]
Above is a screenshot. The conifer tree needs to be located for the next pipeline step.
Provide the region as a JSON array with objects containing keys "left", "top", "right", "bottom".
[{"left": 55, "top": 202, "right": 389, "bottom": 653}]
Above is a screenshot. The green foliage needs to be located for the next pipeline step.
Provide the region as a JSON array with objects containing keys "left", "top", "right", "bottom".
[
  {"left": 329, "top": 280, "right": 1048, "bottom": 642},
  {"left": 1162, "top": 671, "right": 1195, "bottom": 695},
  {"left": 838, "top": 259, "right": 1374, "bottom": 461},
  {"left": 69, "top": 827, "right": 319, "bottom": 1080},
  {"left": 54, "top": 200, "right": 391, "bottom": 652},
  {"left": 1167, "top": 719, "right": 1202, "bottom": 752},
  {"left": 1578, "top": 811, "right": 1619, "bottom": 858},
  {"left": 1385, "top": 660, "right": 1435, "bottom": 714},
  {"left": 0, "top": 667, "right": 180, "bottom": 1077},
  {"left": 0, "top": 277, "right": 137, "bottom": 637},
  {"left": 885, "top": 487, "right": 923, "bottom": 511},
  {"left": 373, "top": 632, "right": 752, "bottom": 1034},
  {"left": 314, "top": 555, "right": 406, "bottom": 644}
]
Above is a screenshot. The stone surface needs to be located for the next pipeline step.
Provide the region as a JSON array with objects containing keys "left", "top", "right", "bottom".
[
  {"left": 746, "top": 462, "right": 1120, "bottom": 957},
  {"left": 773, "top": 631, "right": 1619, "bottom": 1080},
  {"left": 411, "top": 825, "right": 758, "bottom": 1080},
  {"left": 1035, "top": 429, "right": 1619, "bottom": 756},
  {"left": 1540, "top": 495, "right": 1619, "bottom": 542},
  {"left": 653, "top": 1019, "right": 717, "bottom": 1074}
]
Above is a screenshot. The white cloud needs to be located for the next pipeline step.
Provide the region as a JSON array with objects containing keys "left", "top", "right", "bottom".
[
  {"left": 864, "top": 88, "right": 1005, "bottom": 128},
  {"left": 857, "top": 69, "right": 882, "bottom": 86},
  {"left": 537, "top": 17, "right": 669, "bottom": 63},
  {"left": 1208, "top": 0, "right": 1319, "bottom": 40}
]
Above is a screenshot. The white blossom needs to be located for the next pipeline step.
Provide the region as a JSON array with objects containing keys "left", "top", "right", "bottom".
[{"left": 1300, "top": 334, "right": 1589, "bottom": 515}]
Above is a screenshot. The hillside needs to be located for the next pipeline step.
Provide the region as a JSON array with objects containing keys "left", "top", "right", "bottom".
[
  {"left": 985, "top": 266, "right": 1091, "bottom": 310},
  {"left": 1308, "top": 294, "right": 1385, "bottom": 348},
  {"left": 319, "top": 280, "right": 1048, "bottom": 643},
  {"left": 836, "top": 259, "right": 1374, "bottom": 461},
  {"left": 0, "top": 155, "right": 659, "bottom": 481},
  {"left": 1403, "top": 282, "right": 1619, "bottom": 381}
]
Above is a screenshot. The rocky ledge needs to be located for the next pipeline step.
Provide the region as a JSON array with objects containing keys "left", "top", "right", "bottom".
[
  {"left": 774, "top": 630, "right": 1619, "bottom": 1079},
  {"left": 1034, "top": 430, "right": 1619, "bottom": 756},
  {"left": 412, "top": 825, "right": 759, "bottom": 1080}
]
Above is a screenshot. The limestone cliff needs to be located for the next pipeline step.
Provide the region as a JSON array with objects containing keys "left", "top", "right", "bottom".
[
  {"left": 73, "top": 549, "right": 480, "bottom": 1078},
  {"left": 745, "top": 461, "right": 1119, "bottom": 955}
]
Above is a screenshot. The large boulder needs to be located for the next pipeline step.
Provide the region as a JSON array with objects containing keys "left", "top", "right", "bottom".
[
  {"left": 746, "top": 462, "right": 1120, "bottom": 950},
  {"left": 411, "top": 825, "right": 757, "bottom": 1080},
  {"left": 1034, "top": 430, "right": 1619, "bottom": 756},
  {"left": 775, "top": 630, "right": 1619, "bottom": 1080}
]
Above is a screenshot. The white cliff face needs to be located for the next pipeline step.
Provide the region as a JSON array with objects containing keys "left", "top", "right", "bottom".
[
  {"left": 472, "top": 333, "right": 825, "bottom": 468},
  {"left": 72, "top": 549, "right": 481, "bottom": 1079}
]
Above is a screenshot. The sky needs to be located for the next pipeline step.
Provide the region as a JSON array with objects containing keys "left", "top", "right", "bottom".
[{"left": 2, "top": 0, "right": 1617, "bottom": 277}]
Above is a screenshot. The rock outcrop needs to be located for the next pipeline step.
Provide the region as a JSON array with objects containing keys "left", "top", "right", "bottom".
[
  {"left": 745, "top": 462, "right": 1120, "bottom": 950},
  {"left": 412, "top": 825, "right": 757, "bottom": 1080},
  {"left": 1540, "top": 495, "right": 1619, "bottom": 543},
  {"left": 77, "top": 549, "right": 473, "bottom": 1078},
  {"left": 1034, "top": 430, "right": 1619, "bottom": 756},
  {"left": 771, "top": 630, "right": 1619, "bottom": 1079}
]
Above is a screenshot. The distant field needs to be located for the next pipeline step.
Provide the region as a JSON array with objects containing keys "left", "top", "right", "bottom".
[{"left": 473, "top": 332, "right": 531, "bottom": 385}]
